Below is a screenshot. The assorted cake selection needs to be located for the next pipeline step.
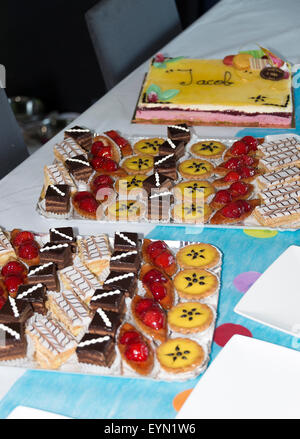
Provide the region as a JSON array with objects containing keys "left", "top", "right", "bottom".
[
  {"left": 0, "top": 227, "right": 222, "bottom": 380},
  {"left": 133, "top": 48, "right": 293, "bottom": 128},
  {"left": 37, "top": 124, "right": 300, "bottom": 229}
]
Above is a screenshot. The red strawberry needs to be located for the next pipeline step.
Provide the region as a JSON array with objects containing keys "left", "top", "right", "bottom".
[
  {"left": 18, "top": 242, "right": 39, "bottom": 260},
  {"left": 91, "top": 141, "right": 104, "bottom": 156},
  {"left": 135, "top": 298, "right": 154, "bottom": 316},
  {"left": 4, "top": 275, "right": 23, "bottom": 294},
  {"left": 154, "top": 250, "right": 174, "bottom": 269},
  {"left": 223, "top": 157, "right": 242, "bottom": 170},
  {"left": 125, "top": 341, "right": 149, "bottom": 362},
  {"left": 90, "top": 156, "right": 106, "bottom": 170},
  {"left": 146, "top": 241, "right": 167, "bottom": 259},
  {"left": 92, "top": 175, "right": 114, "bottom": 188},
  {"left": 13, "top": 231, "right": 35, "bottom": 247},
  {"left": 241, "top": 136, "right": 258, "bottom": 151},
  {"left": 240, "top": 154, "right": 255, "bottom": 166},
  {"left": 73, "top": 191, "right": 94, "bottom": 203},
  {"left": 230, "top": 181, "right": 248, "bottom": 196},
  {"left": 213, "top": 190, "right": 232, "bottom": 204},
  {"left": 78, "top": 197, "right": 99, "bottom": 213},
  {"left": 236, "top": 199, "right": 251, "bottom": 213},
  {"left": 120, "top": 331, "right": 141, "bottom": 345},
  {"left": 1, "top": 260, "right": 26, "bottom": 278},
  {"left": 240, "top": 166, "right": 255, "bottom": 178},
  {"left": 142, "top": 269, "right": 167, "bottom": 285},
  {"left": 148, "top": 281, "right": 167, "bottom": 301},
  {"left": 223, "top": 55, "right": 235, "bottom": 66},
  {"left": 101, "top": 158, "right": 118, "bottom": 172},
  {"left": 142, "top": 307, "right": 165, "bottom": 330},
  {"left": 230, "top": 141, "right": 249, "bottom": 156},
  {"left": 221, "top": 201, "right": 243, "bottom": 219},
  {"left": 94, "top": 146, "right": 112, "bottom": 159},
  {"left": 224, "top": 170, "right": 241, "bottom": 182}
]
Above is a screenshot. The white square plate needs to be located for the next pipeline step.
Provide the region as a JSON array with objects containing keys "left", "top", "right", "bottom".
[
  {"left": 177, "top": 335, "right": 300, "bottom": 419},
  {"left": 234, "top": 245, "right": 300, "bottom": 337},
  {"left": 6, "top": 406, "right": 70, "bottom": 419}
]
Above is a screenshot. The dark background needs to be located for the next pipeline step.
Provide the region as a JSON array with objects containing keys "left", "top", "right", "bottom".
[{"left": 1, "top": 0, "right": 219, "bottom": 114}]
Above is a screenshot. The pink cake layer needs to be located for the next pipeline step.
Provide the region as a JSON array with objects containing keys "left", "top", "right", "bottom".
[{"left": 135, "top": 109, "right": 292, "bottom": 127}]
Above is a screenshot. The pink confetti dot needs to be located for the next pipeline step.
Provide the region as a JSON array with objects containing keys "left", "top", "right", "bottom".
[{"left": 233, "top": 271, "right": 261, "bottom": 293}]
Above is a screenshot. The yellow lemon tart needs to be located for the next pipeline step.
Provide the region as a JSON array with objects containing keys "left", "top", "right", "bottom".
[
  {"left": 156, "top": 338, "right": 205, "bottom": 373},
  {"left": 190, "top": 141, "right": 226, "bottom": 159},
  {"left": 105, "top": 200, "right": 146, "bottom": 221},
  {"left": 133, "top": 138, "right": 164, "bottom": 156},
  {"left": 168, "top": 302, "right": 214, "bottom": 333},
  {"left": 176, "top": 243, "right": 221, "bottom": 269},
  {"left": 178, "top": 159, "right": 214, "bottom": 179},
  {"left": 172, "top": 202, "right": 212, "bottom": 224},
  {"left": 174, "top": 268, "right": 219, "bottom": 299},
  {"left": 173, "top": 180, "right": 215, "bottom": 202},
  {"left": 115, "top": 175, "right": 148, "bottom": 196},
  {"left": 122, "top": 155, "right": 154, "bottom": 175}
]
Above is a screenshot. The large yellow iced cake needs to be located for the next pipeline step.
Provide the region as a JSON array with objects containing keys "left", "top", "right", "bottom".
[{"left": 133, "top": 52, "right": 293, "bottom": 127}]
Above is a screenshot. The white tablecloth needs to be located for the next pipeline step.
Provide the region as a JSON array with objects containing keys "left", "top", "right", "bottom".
[{"left": 0, "top": 0, "right": 299, "bottom": 236}]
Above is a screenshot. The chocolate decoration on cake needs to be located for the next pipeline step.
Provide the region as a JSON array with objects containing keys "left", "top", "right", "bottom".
[
  {"left": 45, "top": 184, "right": 71, "bottom": 215},
  {"left": 0, "top": 322, "right": 27, "bottom": 360},
  {"left": 159, "top": 138, "right": 185, "bottom": 160},
  {"left": 154, "top": 154, "right": 177, "bottom": 180},
  {"left": 260, "top": 67, "right": 285, "bottom": 81},
  {"left": 26, "top": 262, "right": 60, "bottom": 291},
  {"left": 89, "top": 289, "right": 126, "bottom": 314},
  {"left": 103, "top": 271, "right": 137, "bottom": 297},
  {"left": 109, "top": 250, "right": 141, "bottom": 273},
  {"left": 65, "top": 154, "right": 93, "bottom": 183},
  {"left": 88, "top": 307, "right": 122, "bottom": 338},
  {"left": 167, "top": 124, "right": 191, "bottom": 143},
  {"left": 39, "top": 243, "right": 73, "bottom": 270},
  {"left": 114, "top": 232, "right": 140, "bottom": 251},
  {"left": 76, "top": 333, "right": 116, "bottom": 367},
  {"left": 0, "top": 296, "right": 33, "bottom": 324},
  {"left": 142, "top": 172, "right": 173, "bottom": 195},
  {"left": 17, "top": 283, "right": 47, "bottom": 315},
  {"left": 49, "top": 227, "right": 76, "bottom": 253},
  {"left": 64, "top": 125, "right": 93, "bottom": 152}
]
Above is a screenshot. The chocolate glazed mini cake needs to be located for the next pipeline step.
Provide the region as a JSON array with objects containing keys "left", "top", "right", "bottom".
[
  {"left": 26, "top": 262, "right": 60, "bottom": 291},
  {"left": 142, "top": 172, "right": 173, "bottom": 195},
  {"left": 114, "top": 232, "right": 140, "bottom": 251},
  {"left": 16, "top": 283, "right": 47, "bottom": 315},
  {"left": 64, "top": 125, "right": 93, "bottom": 152},
  {"left": 147, "top": 191, "right": 173, "bottom": 221},
  {"left": 109, "top": 250, "right": 141, "bottom": 273},
  {"left": 159, "top": 138, "right": 185, "bottom": 160},
  {"left": 167, "top": 124, "right": 191, "bottom": 144},
  {"left": 76, "top": 334, "right": 116, "bottom": 367},
  {"left": 45, "top": 184, "right": 71, "bottom": 215},
  {"left": 88, "top": 307, "right": 122, "bottom": 338},
  {"left": 39, "top": 243, "right": 73, "bottom": 270},
  {"left": 103, "top": 271, "right": 137, "bottom": 297},
  {"left": 89, "top": 289, "right": 126, "bottom": 314},
  {"left": 49, "top": 227, "right": 77, "bottom": 253},
  {"left": 65, "top": 154, "right": 93, "bottom": 183},
  {"left": 0, "top": 322, "right": 27, "bottom": 360},
  {"left": 154, "top": 154, "right": 177, "bottom": 180}
]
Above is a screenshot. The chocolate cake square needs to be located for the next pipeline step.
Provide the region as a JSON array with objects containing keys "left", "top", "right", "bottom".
[
  {"left": 167, "top": 124, "right": 191, "bottom": 144},
  {"left": 89, "top": 289, "right": 126, "bottom": 314},
  {"left": 109, "top": 250, "right": 141, "bottom": 274},
  {"left": 159, "top": 139, "right": 185, "bottom": 160},
  {"left": 88, "top": 308, "right": 122, "bottom": 338},
  {"left": 76, "top": 333, "right": 116, "bottom": 367},
  {"left": 64, "top": 125, "right": 93, "bottom": 152},
  {"left": 45, "top": 184, "right": 71, "bottom": 215},
  {"left": 103, "top": 271, "right": 137, "bottom": 297},
  {"left": 26, "top": 262, "right": 60, "bottom": 291},
  {"left": 65, "top": 154, "right": 93, "bottom": 183},
  {"left": 17, "top": 283, "right": 47, "bottom": 315},
  {"left": 0, "top": 296, "right": 33, "bottom": 324},
  {"left": 154, "top": 154, "right": 177, "bottom": 180},
  {"left": 0, "top": 322, "right": 27, "bottom": 360},
  {"left": 114, "top": 232, "right": 140, "bottom": 251},
  {"left": 142, "top": 172, "right": 173, "bottom": 196},
  {"left": 49, "top": 227, "right": 77, "bottom": 253},
  {"left": 39, "top": 242, "right": 73, "bottom": 270},
  {"left": 147, "top": 191, "right": 173, "bottom": 221}
]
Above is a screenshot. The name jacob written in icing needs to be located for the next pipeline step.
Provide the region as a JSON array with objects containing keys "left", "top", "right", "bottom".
[{"left": 165, "top": 69, "right": 234, "bottom": 86}]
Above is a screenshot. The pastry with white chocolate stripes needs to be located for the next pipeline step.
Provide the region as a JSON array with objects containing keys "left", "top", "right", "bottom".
[
  {"left": 259, "top": 184, "right": 300, "bottom": 204},
  {"left": 0, "top": 228, "right": 15, "bottom": 265},
  {"left": 77, "top": 234, "right": 111, "bottom": 278},
  {"left": 59, "top": 262, "right": 101, "bottom": 304},
  {"left": 257, "top": 166, "right": 300, "bottom": 190},
  {"left": 53, "top": 137, "right": 87, "bottom": 164},
  {"left": 254, "top": 198, "right": 300, "bottom": 227}
]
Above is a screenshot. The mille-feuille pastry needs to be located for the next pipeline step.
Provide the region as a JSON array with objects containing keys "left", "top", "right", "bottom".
[
  {"left": 0, "top": 229, "right": 16, "bottom": 265},
  {"left": 257, "top": 166, "right": 300, "bottom": 190},
  {"left": 190, "top": 141, "right": 226, "bottom": 159},
  {"left": 210, "top": 199, "right": 261, "bottom": 225},
  {"left": 104, "top": 200, "right": 146, "bottom": 222},
  {"left": 118, "top": 322, "right": 154, "bottom": 376},
  {"left": 153, "top": 154, "right": 177, "bottom": 180},
  {"left": 42, "top": 163, "right": 76, "bottom": 198},
  {"left": 64, "top": 155, "right": 94, "bottom": 184},
  {"left": 89, "top": 289, "right": 126, "bottom": 314},
  {"left": 0, "top": 322, "right": 27, "bottom": 361},
  {"left": 44, "top": 184, "right": 71, "bottom": 216},
  {"left": 122, "top": 154, "right": 154, "bottom": 175},
  {"left": 142, "top": 239, "right": 177, "bottom": 277},
  {"left": 253, "top": 198, "right": 300, "bottom": 227},
  {"left": 171, "top": 202, "right": 212, "bottom": 224},
  {"left": 176, "top": 243, "right": 221, "bottom": 270},
  {"left": 115, "top": 175, "right": 148, "bottom": 198},
  {"left": 140, "top": 264, "right": 174, "bottom": 310},
  {"left": 178, "top": 158, "right": 214, "bottom": 180},
  {"left": 173, "top": 180, "right": 215, "bottom": 202},
  {"left": 103, "top": 271, "right": 137, "bottom": 298},
  {"left": 39, "top": 242, "right": 73, "bottom": 270},
  {"left": 131, "top": 295, "right": 167, "bottom": 343},
  {"left": 259, "top": 150, "right": 300, "bottom": 172},
  {"left": 210, "top": 182, "right": 254, "bottom": 210},
  {"left": 46, "top": 290, "right": 91, "bottom": 337},
  {"left": 88, "top": 307, "right": 122, "bottom": 339},
  {"left": 133, "top": 138, "right": 164, "bottom": 156},
  {"left": 156, "top": 338, "right": 205, "bottom": 374},
  {"left": 257, "top": 135, "right": 300, "bottom": 158},
  {"left": 77, "top": 234, "right": 111, "bottom": 278},
  {"left": 259, "top": 184, "right": 300, "bottom": 204},
  {"left": 49, "top": 227, "right": 77, "bottom": 253},
  {"left": 147, "top": 191, "right": 173, "bottom": 222},
  {"left": 10, "top": 229, "right": 40, "bottom": 267},
  {"left": 26, "top": 313, "right": 77, "bottom": 369},
  {"left": 110, "top": 249, "right": 141, "bottom": 274},
  {"left": 114, "top": 232, "right": 140, "bottom": 252},
  {"left": 174, "top": 268, "right": 219, "bottom": 300},
  {"left": 168, "top": 302, "right": 214, "bottom": 334},
  {"left": 167, "top": 124, "right": 191, "bottom": 144},
  {"left": 64, "top": 125, "right": 93, "bottom": 152},
  {"left": 158, "top": 138, "right": 185, "bottom": 160},
  {"left": 53, "top": 137, "right": 87, "bottom": 164},
  {"left": 16, "top": 283, "right": 47, "bottom": 315},
  {"left": 26, "top": 262, "right": 59, "bottom": 291},
  {"left": 59, "top": 262, "right": 101, "bottom": 304},
  {"left": 76, "top": 333, "right": 116, "bottom": 367}
]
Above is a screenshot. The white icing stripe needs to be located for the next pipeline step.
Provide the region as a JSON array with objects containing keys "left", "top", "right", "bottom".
[
  {"left": 149, "top": 191, "right": 172, "bottom": 199},
  {"left": 78, "top": 336, "right": 110, "bottom": 347},
  {"left": 66, "top": 158, "right": 90, "bottom": 166},
  {"left": 168, "top": 124, "right": 189, "bottom": 132},
  {"left": 91, "top": 290, "right": 122, "bottom": 301},
  {"left": 155, "top": 172, "right": 160, "bottom": 187},
  {"left": 9, "top": 297, "right": 19, "bottom": 318},
  {"left": 166, "top": 138, "right": 176, "bottom": 149},
  {"left": 110, "top": 251, "right": 137, "bottom": 261},
  {"left": 66, "top": 128, "right": 90, "bottom": 133},
  {"left": 104, "top": 272, "right": 134, "bottom": 284},
  {"left": 17, "top": 283, "right": 43, "bottom": 299},
  {"left": 40, "top": 243, "right": 69, "bottom": 252},
  {"left": 0, "top": 323, "right": 20, "bottom": 340},
  {"left": 115, "top": 232, "right": 136, "bottom": 247},
  {"left": 155, "top": 154, "right": 174, "bottom": 165},
  {"left": 96, "top": 308, "right": 112, "bottom": 327},
  {"left": 49, "top": 185, "right": 66, "bottom": 197},
  {"left": 28, "top": 262, "right": 54, "bottom": 275},
  {"left": 50, "top": 228, "right": 73, "bottom": 241}
]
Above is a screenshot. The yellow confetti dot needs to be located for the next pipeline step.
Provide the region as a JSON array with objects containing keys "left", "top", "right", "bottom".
[{"left": 243, "top": 229, "right": 278, "bottom": 239}]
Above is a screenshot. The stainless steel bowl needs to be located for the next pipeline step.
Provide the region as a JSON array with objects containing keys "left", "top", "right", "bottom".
[{"left": 8, "top": 96, "right": 45, "bottom": 121}]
